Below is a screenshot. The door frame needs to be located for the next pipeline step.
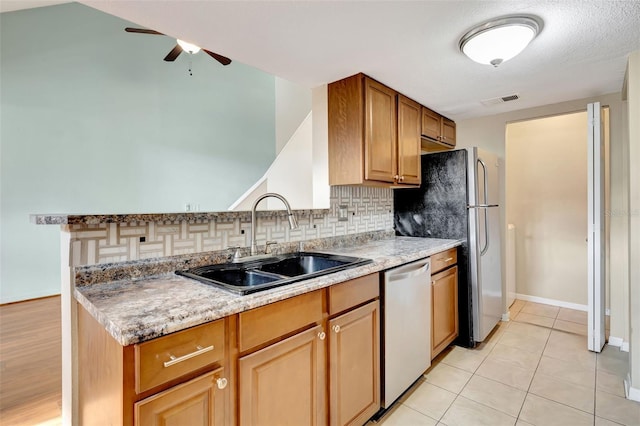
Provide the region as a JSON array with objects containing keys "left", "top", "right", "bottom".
[{"left": 587, "top": 102, "right": 606, "bottom": 353}]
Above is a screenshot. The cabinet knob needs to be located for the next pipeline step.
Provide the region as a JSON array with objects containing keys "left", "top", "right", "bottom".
[
  {"left": 399, "top": 175, "right": 405, "bottom": 182},
  {"left": 216, "top": 377, "right": 228, "bottom": 390},
  {"left": 332, "top": 325, "right": 341, "bottom": 333},
  {"left": 318, "top": 331, "right": 326, "bottom": 340},
  {"left": 393, "top": 175, "right": 399, "bottom": 182}
]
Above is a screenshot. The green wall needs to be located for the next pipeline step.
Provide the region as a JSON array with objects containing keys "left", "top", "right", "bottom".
[{"left": 0, "top": 3, "right": 276, "bottom": 302}]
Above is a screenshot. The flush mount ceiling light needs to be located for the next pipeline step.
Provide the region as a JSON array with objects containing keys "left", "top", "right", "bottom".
[{"left": 459, "top": 15, "right": 542, "bottom": 67}]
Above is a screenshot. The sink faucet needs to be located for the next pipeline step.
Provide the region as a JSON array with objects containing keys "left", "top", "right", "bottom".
[{"left": 251, "top": 193, "right": 299, "bottom": 255}]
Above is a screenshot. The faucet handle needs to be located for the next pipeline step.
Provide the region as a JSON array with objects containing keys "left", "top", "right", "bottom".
[
  {"left": 265, "top": 241, "right": 278, "bottom": 255},
  {"left": 227, "top": 246, "right": 243, "bottom": 262}
]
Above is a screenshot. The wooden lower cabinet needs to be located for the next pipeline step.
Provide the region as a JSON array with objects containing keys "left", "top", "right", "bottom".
[
  {"left": 135, "top": 368, "right": 226, "bottom": 426},
  {"left": 78, "top": 306, "right": 231, "bottom": 426},
  {"left": 78, "top": 274, "right": 382, "bottom": 426},
  {"left": 329, "top": 301, "right": 380, "bottom": 426},
  {"left": 431, "top": 265, "right": 459, "bottom": 358},
  {"left": 238, "top": 325, "right": 327, "bottom": 425}
]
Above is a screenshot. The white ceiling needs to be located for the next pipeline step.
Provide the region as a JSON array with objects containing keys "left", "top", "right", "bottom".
[{"left": 5, "top": 1, "right": 640, "bottom": 120}]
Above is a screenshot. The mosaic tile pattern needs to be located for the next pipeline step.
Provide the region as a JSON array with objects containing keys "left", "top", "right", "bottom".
[
  {"left": 74, "top": 229, "right": 396, "bottom": 286},
  {"left": 64, "top": 186, "right": 393, "bottom": 267}
]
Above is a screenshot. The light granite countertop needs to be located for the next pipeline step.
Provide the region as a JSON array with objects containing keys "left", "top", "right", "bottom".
[{"left": 75, "top": 236, "right": 462, "bottom": 346}]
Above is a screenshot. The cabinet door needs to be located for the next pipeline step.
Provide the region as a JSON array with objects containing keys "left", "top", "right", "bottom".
[
  {"left": 421, "top": 107, "right": 441, "bottom": 141},
  {"left": 397, "top": 95, "right": 422, "bottom": 186},
  {"left": 329, "top": 301, "right": 380, "bottom": 426},
  {"left": 135, "top": 368, "right": 227, "bottom": 426},
  {"left": 364, "top": 77, "right": 397, "bottom": 183},
  {"left": 239, "top": 325, "right": 326, "bottom": 426},
  {"left": 441, "top": 118, "right": 456, "bottom": 147},
  {"left": 432, "top": 266, "right": 459, "bottom": 358}
]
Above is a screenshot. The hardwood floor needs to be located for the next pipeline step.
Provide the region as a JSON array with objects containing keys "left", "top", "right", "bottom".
[{"left": 0, "top": 296, "right": 62, "bottom": 425}]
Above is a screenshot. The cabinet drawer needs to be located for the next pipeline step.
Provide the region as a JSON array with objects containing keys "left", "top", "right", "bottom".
[
  {"left": 329, "top": 273, "right": 379, "bottom": 315},
  {"left": 431, "top": 248, "right": 457, "bottom": 273},
  {"left": 135, "top": 319, "right": 225, "bottom": 394},
  {"left": 238, "top": 290, "right": 323, "bottom": 352}
]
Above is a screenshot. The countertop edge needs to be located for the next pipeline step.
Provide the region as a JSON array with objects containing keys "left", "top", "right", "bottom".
[
  {"left": 31, "top": 209, "right": 331, "bottom": 225},
  {"left": 75, "top": 238, "right": 463, "bottom": 346}
]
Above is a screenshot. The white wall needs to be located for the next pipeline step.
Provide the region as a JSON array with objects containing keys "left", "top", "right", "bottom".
[
  {"left": 626, "top": 50, "right": 640, "bottom": 400},
  {"left": 230, "top": 113, "right": 315, "bottom": 210},
  {"left": 229, "top": 84, "right": 331, "bottom": 212},
  {"left": 456, "top": 92, "right": 627, "bottom": 340},
  {"left": 506, "top": 112, "right": 588, "bottom": 305},
  {"left": 275, "top": 77, "right": 312, "bottom": 154}
]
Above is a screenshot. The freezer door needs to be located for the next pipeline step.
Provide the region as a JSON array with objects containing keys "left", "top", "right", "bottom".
[{"left": 468, "top": 148, "right": 503, "bottom": 342}]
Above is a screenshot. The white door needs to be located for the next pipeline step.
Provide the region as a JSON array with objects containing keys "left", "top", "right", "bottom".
[{"left": 587, "top": 102, "right": 605, "bottom": 353}]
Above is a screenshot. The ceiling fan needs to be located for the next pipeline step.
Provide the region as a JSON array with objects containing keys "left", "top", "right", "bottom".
[{"left": 125, "top": 27, "right": 232, "bottom": 66}]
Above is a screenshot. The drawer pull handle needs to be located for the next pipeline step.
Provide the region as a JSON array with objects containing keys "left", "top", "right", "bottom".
[
  {"left": 439, "top": 257, "right": 454, "bottom": 262},
  {"left": 164, "top": 345, "right": 214, "bottom": 368},
  {"left": 216, "top": 377, "right": 228, "bottom": 390}
]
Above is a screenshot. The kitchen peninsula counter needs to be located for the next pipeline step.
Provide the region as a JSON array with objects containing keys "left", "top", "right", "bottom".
[{"left": 75, "top": 236, "right": 462, "bottom": 346}]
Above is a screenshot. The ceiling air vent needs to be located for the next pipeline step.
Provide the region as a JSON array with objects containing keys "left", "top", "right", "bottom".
[{"left": 480, "top": 93, "right": 520, "bottom": 106}]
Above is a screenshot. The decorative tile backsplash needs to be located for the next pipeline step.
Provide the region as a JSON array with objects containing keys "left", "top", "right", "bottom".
[{"left": 68, "top": 186, "right": 393, "bottom": 267}]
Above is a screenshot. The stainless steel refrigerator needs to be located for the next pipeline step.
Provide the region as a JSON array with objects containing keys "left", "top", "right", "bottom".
[{"left": 394, "top": 147, "right": 503, "bottom": 346}]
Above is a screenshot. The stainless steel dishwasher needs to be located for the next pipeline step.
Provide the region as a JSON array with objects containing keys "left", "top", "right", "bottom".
[{"left": 382, "top": 257, "right": 431, "bottom": 409}]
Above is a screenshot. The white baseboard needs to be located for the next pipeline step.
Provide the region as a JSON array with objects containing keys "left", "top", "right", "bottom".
[
  {"left": 624, "top": 374, "right": 640, "bottom": 402},
  {"left": 609, "top": 336, "right": 624, "bottom": 347},
  {"left": 608, "top": 336, "right": 630, "bottom": 352},
  {"left": 515, "top": 293, "right": 588, "bottom": 312}
]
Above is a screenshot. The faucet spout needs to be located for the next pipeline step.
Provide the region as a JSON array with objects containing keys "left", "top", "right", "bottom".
[{"left": 250, "top": 193, "right": 298, "bottom": 255}]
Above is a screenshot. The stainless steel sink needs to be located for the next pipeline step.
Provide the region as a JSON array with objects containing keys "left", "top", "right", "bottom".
[
  {"left": 176, "top": 252, "right": 372, "bottom": 295},
  {"left": 257, "top": 254, "right": 352, "bottom": 277}
]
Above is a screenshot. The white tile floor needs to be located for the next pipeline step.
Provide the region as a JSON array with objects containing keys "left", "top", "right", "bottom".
[{"left": 375, "top": 300, "right": 640, "bottom": 426}]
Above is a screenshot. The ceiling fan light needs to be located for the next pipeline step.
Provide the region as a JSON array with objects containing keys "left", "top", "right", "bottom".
[
  {"left": 177, "top": 39, "right": 201, "bottom": 54},
  {"left": 459, "top": 16, "right": 541, "bottom": 67}
]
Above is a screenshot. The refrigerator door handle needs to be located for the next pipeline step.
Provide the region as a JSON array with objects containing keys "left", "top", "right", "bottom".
[
  {"left": 481, "top": 207, "right": 490, "bottom": 255},
  {"left": 477, "top": 158, "right": 489, "bottom": 205},
  {"left": 477, "top": 158, "right": 490, "bottom": 255}
]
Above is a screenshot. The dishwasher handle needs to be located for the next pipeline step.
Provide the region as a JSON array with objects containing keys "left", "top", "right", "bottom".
[{"left": 387, "top": 261, "right": 430, "bottom": 282}]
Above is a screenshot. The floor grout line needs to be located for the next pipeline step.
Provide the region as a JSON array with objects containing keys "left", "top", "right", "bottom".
[
  {"left": 512, "top": 317, "right": 552, "bottom": 423},
  {"left": 381, "top": 300, "right": 634, "bottom": 426}
]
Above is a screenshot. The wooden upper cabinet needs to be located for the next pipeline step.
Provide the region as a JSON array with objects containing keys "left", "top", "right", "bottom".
[
  {"left": 441, "top": 117, "right": 456, "bottom": 146},
  {"left": 421, "top": 107, "right": 441, "bottom": 141},
  {"left": 397, "top": 95, "right": 422, "bottom": 186},
  {"left": 328, "top": 73, "right": 418, "bottom": 187},
  {"left": 421, "top": 107, "right": 457, "bottom": 152},
  {"left": 364, "top": 78, "right": 397, "bottom": 183}
]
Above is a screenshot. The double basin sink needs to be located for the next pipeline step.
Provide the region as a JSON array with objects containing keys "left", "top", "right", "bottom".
[{"left": 177, "top": 252, "right": 372, "bottom": 295}]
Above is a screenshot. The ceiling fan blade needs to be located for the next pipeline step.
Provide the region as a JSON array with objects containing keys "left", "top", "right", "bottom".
[
  {"left": 203, "top": 49, "right": 232, "bottom": 66},
  {"left": 125, "top": 27, "right": 164, "bottom": 36},
  {"left": 164, "top": 45, "right": 183, "bottom": 62}
]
